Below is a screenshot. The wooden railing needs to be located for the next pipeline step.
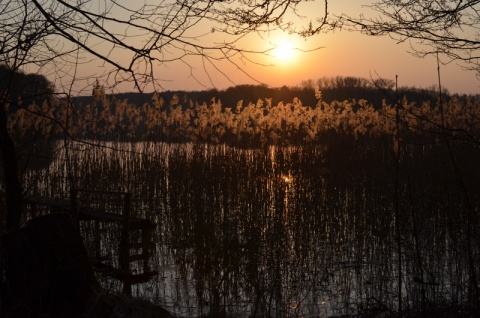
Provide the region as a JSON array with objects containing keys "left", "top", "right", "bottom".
[{"left": 24, "top": 188, "right": 158, "bottom": 296}]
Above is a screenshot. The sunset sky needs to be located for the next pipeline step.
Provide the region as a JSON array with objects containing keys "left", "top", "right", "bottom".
[
  {"left": 257, "top": 30, "right": 479, "bottom": 95},
  {"left": 54, "top": 0, "right": 479, "bottom": 96},
  {"left": 151, "top": 1, "right": 478, "bottom": 95}
]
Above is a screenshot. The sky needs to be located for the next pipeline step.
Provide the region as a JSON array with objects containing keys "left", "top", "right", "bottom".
[
  {"left": 52, "top": 0, "right": 480, "bottom": 96},
  {"left": 147, "top": 1, "right": 479, "bottom": 95},
  {"left": 254, "top": 30, "right": 480, "bottom": 94},
  {"left": 111, "top": 30, "right": 480, "bottom": 95}
]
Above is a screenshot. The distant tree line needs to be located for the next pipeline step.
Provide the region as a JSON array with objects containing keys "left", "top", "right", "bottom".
[{"left": 74, "top": 76, "right": 448, "bottom": 112}]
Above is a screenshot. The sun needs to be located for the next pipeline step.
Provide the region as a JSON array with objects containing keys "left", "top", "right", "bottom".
[{"left": 273, "top": 40, "right": 295, "bottom": 62}]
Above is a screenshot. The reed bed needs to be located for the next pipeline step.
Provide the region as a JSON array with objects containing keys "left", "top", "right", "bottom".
[
  {"left": 16, "top": 136, "right": 480, "bottom": 317},
  {"left": 4, "top": 88, "right": 480, "bottom": 316}
]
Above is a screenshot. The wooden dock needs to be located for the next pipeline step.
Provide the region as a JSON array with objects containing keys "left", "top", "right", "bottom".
[{"left": 24, "top": 188, "right": 158, "bottom": 296}]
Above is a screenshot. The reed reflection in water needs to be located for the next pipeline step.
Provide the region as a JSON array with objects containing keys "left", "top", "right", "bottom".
[{"left": 25, "top": 140, "right": 480, "bottom": 317}]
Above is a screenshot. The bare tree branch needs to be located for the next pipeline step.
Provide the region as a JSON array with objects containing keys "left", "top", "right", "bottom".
[
  {"left": 1, "top": 0, "right": 330, "bottom": 91},
  {"left": 336, "top": 0, "right": 480, "bottom": 75}
]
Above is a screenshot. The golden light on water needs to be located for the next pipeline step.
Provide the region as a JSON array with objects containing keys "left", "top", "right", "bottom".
[{"left": 281, "top": 174, "right": 293, "bottom": 184}]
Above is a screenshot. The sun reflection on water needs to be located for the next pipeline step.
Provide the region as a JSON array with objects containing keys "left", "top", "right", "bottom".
[{"left": 281, "top": 174, "right": 294, "bottom": 184}]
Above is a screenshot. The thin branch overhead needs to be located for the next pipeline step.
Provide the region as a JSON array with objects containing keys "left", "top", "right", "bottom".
[
  {"left": 335, "top": 0, "right": 480, "bottom": 75},
  {"left": 0, "top": 0, "right": 329, "bottom": 92}
]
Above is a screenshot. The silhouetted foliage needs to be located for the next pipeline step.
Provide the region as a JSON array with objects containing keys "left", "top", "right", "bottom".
[{"left": 0, "top": 65, "right": 55, "bottom": 107}]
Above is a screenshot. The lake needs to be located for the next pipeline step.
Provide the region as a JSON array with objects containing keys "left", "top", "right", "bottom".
[{"left": 22, "top": 139, "right": 480, "bottom": 317}]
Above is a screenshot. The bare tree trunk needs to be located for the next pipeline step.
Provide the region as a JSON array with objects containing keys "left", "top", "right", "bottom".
[{"left": 0, "top": 103, "right": 23, "bottom": 231}]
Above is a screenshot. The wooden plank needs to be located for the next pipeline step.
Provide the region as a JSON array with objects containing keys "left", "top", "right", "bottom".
[
  {"left": 123, "top": 271, "right": 159, "bottom": 284},
  {"left": 24, "top": 196, "right": 155, "bottom": 228},
  {"left": 76, "top": 188, "right": 130, "bottom": 196},
  {"left": 128, "top": 253, "right": 148, "bottom": 262},
  {"left": 129, "top": 242, "right": 155, "bottom": 249}
]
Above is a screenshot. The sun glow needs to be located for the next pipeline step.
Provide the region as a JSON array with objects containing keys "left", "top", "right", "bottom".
[{"left": 273, "top": 40, "right": 295, "bottom": 62}]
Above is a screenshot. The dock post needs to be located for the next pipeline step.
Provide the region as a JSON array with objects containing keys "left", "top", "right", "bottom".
[
  {"left": 70, "top": 187, "right": 79, "bottom": 230},
  {"left": 119, "top": 192, "right": 132, "bottom": 296}
]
